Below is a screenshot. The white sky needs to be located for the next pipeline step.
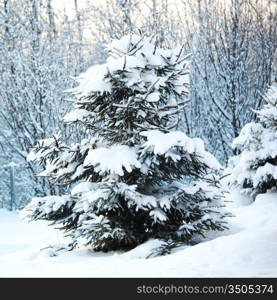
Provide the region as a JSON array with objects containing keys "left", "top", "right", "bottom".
[{"left": 53, "top": 0, "right": 88, "bottom": 15}]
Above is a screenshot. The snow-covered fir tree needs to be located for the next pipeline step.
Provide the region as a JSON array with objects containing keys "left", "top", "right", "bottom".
[
  {"left": 22, "top": 35, "right": 229, "bottom": 252},
  {"left": 228, "top": 83, "right": 277, "bottom": 199}
]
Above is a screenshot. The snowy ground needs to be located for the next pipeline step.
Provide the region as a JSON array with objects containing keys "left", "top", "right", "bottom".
[{"left": 0, "top": 191, "right": 276, "bottom": 277}]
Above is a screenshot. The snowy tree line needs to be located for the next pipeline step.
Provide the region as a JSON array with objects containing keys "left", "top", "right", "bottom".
[
  {"left": 0, "top": 0, "right": 92, "bottom": 208},
  {"left": 0, "top": 0, "right": 276, "bottom": 210}
]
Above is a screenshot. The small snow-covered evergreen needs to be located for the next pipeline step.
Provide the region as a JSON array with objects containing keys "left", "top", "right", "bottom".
[
  {"left": 22, "top": 35, "right": 228, "bottom": 252},
  {"left": 228, "top": 83, "right": 277, "bottom": 199}
]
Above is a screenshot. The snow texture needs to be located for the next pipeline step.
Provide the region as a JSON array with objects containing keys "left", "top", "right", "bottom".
[
  {"left": 1, "top": 191, "right": 277, "bottom": 277},
  {"left": 21, "top": 195, "right": 72, "bottom": 219},
  {"left": 68, "top": 34, "right": 189, "bottom": 100},
  {"left": 63, "top": 109, "right": 94, "bottom": 123},
  {"left": 141, "top": 130, "right": 222, "bottom": 170},
  {"left": 83, "top": 145, "right": 141, "bottom": 176}
]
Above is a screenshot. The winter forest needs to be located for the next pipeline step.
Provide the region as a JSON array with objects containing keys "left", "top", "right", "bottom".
[{"left": 0, "top": 0, "right": 277, "bottom": 277}]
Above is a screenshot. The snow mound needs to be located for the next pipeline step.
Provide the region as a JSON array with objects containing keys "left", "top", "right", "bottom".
[
  {"left": 68, "top": 64, "right": 111, "bottom": 96},
  {"left": 121, "top": 239, "right": 164, "bottom": 259},
  {"left": 71, "top": 182, "right": 97, "bottom": 196},
  {"left": 63, "top": 109, "right": 94, "bottom": 123},
  {"left": 141, "top": 130, "right": 221, "bottom": 170},
  {"left": 1, "top": 192, "right": 277, "bottom": 277},
  {"left": 20, "top": 195, "right": 72, "bottom": 219},
  {"left": 69, "top": 34, "right": 189, "bottom": 99},
  {"left": 84, "top": 145, "right": 141, "bottom": 176}
]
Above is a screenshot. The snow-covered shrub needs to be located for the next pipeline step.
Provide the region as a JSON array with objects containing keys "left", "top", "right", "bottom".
[
  {"left": 229, "top": 83, "right": 277, "bottom": 199},
  {"left": 22, "top": 35, "right": 229, "bottom": 252}
]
